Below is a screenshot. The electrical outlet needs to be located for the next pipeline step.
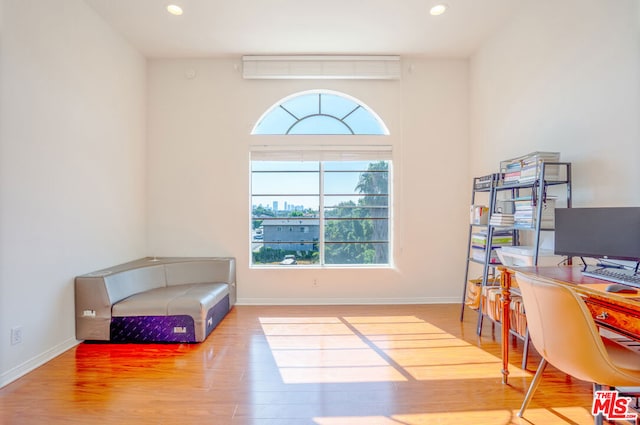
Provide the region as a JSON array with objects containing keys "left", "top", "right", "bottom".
[
  {"left": 11, "top": 327, "right": 23, "bottom": 345},
  {"left": 312, "top": 278, "right": 319, "bottom": 287}
]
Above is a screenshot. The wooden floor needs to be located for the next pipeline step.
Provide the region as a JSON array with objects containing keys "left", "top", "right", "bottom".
[{"left": 0, "top": 304, "right": 601, "bottom": 424}]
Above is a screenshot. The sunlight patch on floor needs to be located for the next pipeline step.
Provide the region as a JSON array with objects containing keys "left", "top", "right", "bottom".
[
  {"left": 279, "top": 365, "right": 408, "bottom": 384},
  {"left": 343, "top": 316, "right": 425, "bottom": 323},
  {"left": 265, "top": 334, "right": 369, "bottom": 350},
  {"left": 259, "top": 315, "right": 530, "bottom": 384},
  {"left": 271, "top": 348, "right": 389, "bottom": 367},
  {"left": 347, "top": 317, "right": 531, "bottom": 380},
  {"left": 260, "top": 322, "right": 354, "bottom": 336},
  {"left": 384, "top": 345, "right": 500, "bottom": 366},
  {"left": 347, "top": 321, "right": 447, "bottom": 335},
  {"left": 260, "top": 317, "right": 344, "bottom": 324},
  {"left": 368, "top": 334, "right": 471, "bottom": 349}
]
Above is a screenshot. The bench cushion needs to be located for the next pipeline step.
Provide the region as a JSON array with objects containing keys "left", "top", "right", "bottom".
[{"left": 113, "top": 282, "right": 228, "bottom": 316}]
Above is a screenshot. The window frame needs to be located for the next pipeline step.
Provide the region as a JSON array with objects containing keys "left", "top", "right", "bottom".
[
  {"left": 250, "top": 159, "right": 392, "bottom": 268},
  {"left": 251, "top": 89, "right": 389, "bottom": 136},
  {"left": 250, "top": 89, "right": 392, "bottom": 269}
]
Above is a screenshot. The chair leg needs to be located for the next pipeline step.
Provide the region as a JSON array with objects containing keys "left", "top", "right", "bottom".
[{"left": 518, "top": 358, "right": 548, "bottom": 418}]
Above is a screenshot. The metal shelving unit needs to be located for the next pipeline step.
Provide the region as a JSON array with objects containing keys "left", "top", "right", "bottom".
[
  {"left": 460, "top": 162, "right": 572, "bottom": 349},
  {"left": 460, "top": 173, "right": 500, "bottom": 322}
]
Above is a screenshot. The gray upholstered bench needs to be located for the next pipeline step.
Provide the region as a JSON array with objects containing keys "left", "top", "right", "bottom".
[{"left": 75, "top": 257, "right": 236, "bottom": 343}]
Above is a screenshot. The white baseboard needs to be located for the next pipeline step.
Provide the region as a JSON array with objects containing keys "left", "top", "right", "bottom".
[
  {"left": 1, "top": 337, "right": 80, "bottom": 388},
  {"left": 236, "top": 297, "right": 459, "bottom": 305}
]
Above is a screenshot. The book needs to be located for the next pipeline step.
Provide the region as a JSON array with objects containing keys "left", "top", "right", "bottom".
[
  {"left": 499, "top": 152, "right": 561, "bottom": 184},
  {"left": 490, "top": 213, "right": 515, "bottom": 226},
  {"left": 513, "top": 199, "right": 555, "bottom": 228},
  {"left": 471, "top": 231, "right": 514, "bottom": 248}
]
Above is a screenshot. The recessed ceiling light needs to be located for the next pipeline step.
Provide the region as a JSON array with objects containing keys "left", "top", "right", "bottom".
[
  {"left": 430, "top": 4, "right": 448, "bottom": 16},
  {"left": 167, "top": 5, "right": 183, "bottom": 16}
]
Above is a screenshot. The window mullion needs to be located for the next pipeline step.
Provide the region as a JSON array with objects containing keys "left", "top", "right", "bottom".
[{"left": 319, "top": 161, "right": 325, "bottom": 266}]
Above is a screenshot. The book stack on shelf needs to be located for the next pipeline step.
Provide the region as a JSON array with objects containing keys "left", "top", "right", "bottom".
[
  {"left": 502, "top": 163, "right": 522, "bottom": 185},
  {"left": 509, "top": 296, "right": 527, "bottom": 336},
  {"left": 513, "top": 198, "right": 556, "bottom": 228},
  {"left": 500, "top": 151, "right": 561, "bottom": 185},
  {"left": 471, "top": 230, "right": 514, "bottom": 264},
  {"left": 482, "top": 286, "right": 502, "bottom": 322},
  {"left": 489, "top": 212, "right": 515, "bottom": 227}
]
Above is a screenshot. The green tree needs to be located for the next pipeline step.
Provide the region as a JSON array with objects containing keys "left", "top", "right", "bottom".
[
  {"left": 325, "top": 201, "right": 364, "bottom": 264},
  {"left": 355, "top": 161, "right": 389, "bottom": 263},
  {"left": 324, "top": 161, "right": 389, "bottom": 264}
]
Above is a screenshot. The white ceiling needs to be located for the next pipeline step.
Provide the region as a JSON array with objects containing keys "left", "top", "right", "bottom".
[{"left": 84, "top": 0, "right": 524, "bottom": 59}]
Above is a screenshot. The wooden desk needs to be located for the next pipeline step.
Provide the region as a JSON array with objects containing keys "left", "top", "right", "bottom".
[{"left": 499, "top": 266, "right": 640, "bottom": 384}]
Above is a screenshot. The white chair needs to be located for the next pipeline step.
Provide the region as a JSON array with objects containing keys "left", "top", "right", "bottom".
[{"left": 515, "top": 271, "right": 640, "bottom": 424}]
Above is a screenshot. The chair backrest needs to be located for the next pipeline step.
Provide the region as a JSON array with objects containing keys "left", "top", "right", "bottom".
[{"left": 515, "top": 271, "right": 635, "bottom": 385}]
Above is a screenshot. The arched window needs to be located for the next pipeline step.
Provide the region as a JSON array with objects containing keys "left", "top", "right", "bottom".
[
  {"left": 250, "top": 90, "right": 392, "bottom": 268},
  {"left": 252, "top": 90, "right": 389, "bottom": 135}
]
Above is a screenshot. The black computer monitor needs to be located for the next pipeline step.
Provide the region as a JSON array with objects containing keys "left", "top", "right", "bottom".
[{"left": 554, "top": 207, "right": 640, "bottom": 262}]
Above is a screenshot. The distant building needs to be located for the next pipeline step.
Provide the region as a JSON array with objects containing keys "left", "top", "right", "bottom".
[{"left": 262, "top": 219, "right": 319, "bottom": 251}]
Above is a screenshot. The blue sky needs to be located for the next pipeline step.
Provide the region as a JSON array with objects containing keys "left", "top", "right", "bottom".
[{"left": 251, "top": 161, "right": 384, "bottom": 211}]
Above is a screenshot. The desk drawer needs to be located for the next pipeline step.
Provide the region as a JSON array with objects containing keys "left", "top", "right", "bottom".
[{"left": 583, "top": 298, "right": 640, "bottom": 341}]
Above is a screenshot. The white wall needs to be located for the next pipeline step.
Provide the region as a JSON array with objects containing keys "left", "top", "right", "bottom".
[
  {"left": 0, "top": 0, "right": 146, "bottom": 386},
  {"left": 470, "top": 0, "right": 640, "bottom": 207},
  {"left": 7, "top": 0, "right": 637, "bottom": 388},
  {"left": 146, "top": 58, "right": 470, "bottom": 304}
]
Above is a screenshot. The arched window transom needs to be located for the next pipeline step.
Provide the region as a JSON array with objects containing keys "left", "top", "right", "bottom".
[{"left": 252, "top": 90, "right": 389, "bottom": 135}]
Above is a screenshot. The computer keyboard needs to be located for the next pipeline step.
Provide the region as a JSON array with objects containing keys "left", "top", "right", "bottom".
[{"left": 582, "top": 267, "right": 640, "bottom": 289}]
